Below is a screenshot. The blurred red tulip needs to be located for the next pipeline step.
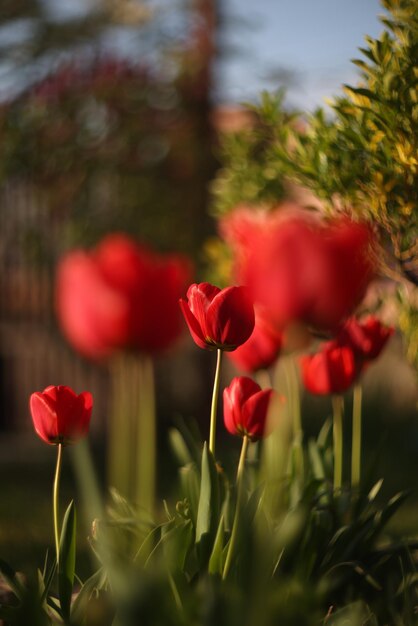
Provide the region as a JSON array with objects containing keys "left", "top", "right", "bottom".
[
  {"left": 221, "top": 206, "right": 323, "bottom": 326},
  {"left": 337, "top": 316, "right": 394, "bottom": 361},
  {"left": 220, "top": 206, "right": 378, "bottom": 332},
  {"left": 227, "top": 307, "right": 283, "bottom": 373},
  {"left": 56, "top": 234, "right": 192, "bottom": 359},
  {"left": 30, "top": 385, "right": 93, "bottom": 445},
  {"left": 307, "top": 217, "right": 378, "bottom": 330},
  {"left": 300, "top": 342, "right": 357, "bottom": 395},
  {"left": 223, "top": 376, "right": 274, "bottom": 440},
  {"left": 179, "top": 282, "right": 255, "bottom": 351}
]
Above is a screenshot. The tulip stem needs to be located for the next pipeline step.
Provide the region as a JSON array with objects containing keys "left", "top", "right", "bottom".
[
  {"left": 236, "top": 432, "right": 249, "bottom": 483},
  {"left": 53, "top": 443, "right": 63, "bottom": 563},
  {"left": 209, "top": 349, "right": 223, "bottom": 456},
  {"left": 351, "top": 384, "right": 362, "bottom": 490},
  {"left": 286, "top": 357, "right": 303, "bottom": 484},
  {"left": 332, "top": 395, "right": 344, "bottom": 492},
  {"left": 108, "top": 354, "right": 132, "bottom": 498},
  {"left": 136, "top": 355, "right": 156, "bottom": 515},
  {"left": 223, "top": 435, "right": 249, "bottom": 579}
]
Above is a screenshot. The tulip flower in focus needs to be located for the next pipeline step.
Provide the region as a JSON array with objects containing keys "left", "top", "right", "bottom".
[
  {"left": 300, "top": 343, "right": 357, "bottom": 395},
  {"left": 30, "top": 385, "right": 93, "bottom": 445},
  {"left": 56, "top": 233, "right": 192, "bottom": 359},
  {"left": 223, "top": 376, "right": 274, "bottom": 440},
  {"left": 179, "top": 282, "right": 255, "bottom": 351},
  {"left": 227, "top": 307, "right": 283, "bottom": 373}
]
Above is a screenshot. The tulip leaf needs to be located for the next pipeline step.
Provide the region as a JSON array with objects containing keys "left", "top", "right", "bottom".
[
  {"left": 179, "top": 463, "right": 200, "bottom": 526},
  {"left": 162, "top": 519, "right": 194, "bottom": 571},
  {"left": 58, "top": 500, "right": 77, "bottom": 621},
  {"left": 308, "top": 440, "right": 326, "bottom": 481},
  {"left": 169, "top": 428, "right": 194, "bottom": 466},
  {"left": 368, "top": 479, "right": 384, "bottom": 503},
  {"left": 208, "top": 515, "right": 225, "bottom": 576},
  {"left": 70, "top": 568, "right": 106, "bottom": 624},
  {"left": 195, "top": 443, "right": 220, "bottom": 565}
]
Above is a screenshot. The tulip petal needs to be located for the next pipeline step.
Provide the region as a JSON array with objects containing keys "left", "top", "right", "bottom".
[
  {"left": 206, "top": 286, "right": 255, "bottom": 350},
  {"left": 187, "top": 283, "right": 220, "bottom": 336},
  {"left": 301, "top": 345, "right": 356, "bottom": 395},
  {"left": 30, "top": 392, "right": 58, "bottom": 444},
  {"left": 243, "top": 388, "right": 273, "bottom": 439},
  {"left": 179, "top": 298, "right": 208, "bottom": 349},
  {"left": 223, "top": 377, "right": 263, "bottom": 437}
]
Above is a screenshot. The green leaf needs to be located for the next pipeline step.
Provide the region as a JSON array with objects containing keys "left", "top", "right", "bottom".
[
  {"left": 70, "top": 568, "right": 106, "bottom": 624},
  {"left": 169, "top": 428, "right": 194, "bottom": 466},
  {"left": 308, "top": 440, "right": 325, "bottom": 481},
  {"left": 162, "top": 520, "right": 194, "bottom": 571},
  {"left": 195, "top": 443, "right": 220, "bottom": 565},
  {"left": 343, "top": 85, "right": 382, "bottom": 103},
  {"left": 179, "top": 463, "right": 200, "bottom": 526},
  {"left": 208, "top": 515, "right": 225, "bottom": 576},
  {"left": 368, "top": 478, "right": 384, "bottom": 503},
  {"left": 58, "top": 500, "right": 77, "bottom": 621}
]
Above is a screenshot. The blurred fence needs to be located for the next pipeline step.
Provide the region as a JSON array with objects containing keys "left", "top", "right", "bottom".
[{"left": 0, "top": 181, "right": 109, "bottom": 432}]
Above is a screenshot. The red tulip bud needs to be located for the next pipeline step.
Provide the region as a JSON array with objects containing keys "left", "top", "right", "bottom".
[
  {"left": 337, "top": 316, "right": 394, "bottom": 361},
  {"left": 223, "top": 376, "right": 274, "bottom": 440},
  {"left": 179, "top": 282, "right": 255, "bottom": 351},
  {"left": 30, "top": 385, "right": 93, "bottom": 445},
  {"left": 300, "top": 343, "right": 357, "bottom": 395}
]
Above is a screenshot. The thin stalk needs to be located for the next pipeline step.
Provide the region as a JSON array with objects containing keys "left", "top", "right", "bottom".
[
  {"left": 209, "top": 349, "right": 223, "bottom": 456},
  {"left": 223, "top": 435, "right": 249, "bottom": 579},
  {"left": 351, "top": 384, "right": 363, "bottom": 489},
  {"left": 136, "top": 355, "right": 156, "bottom": 515},
  {"left": 286, "top": 356, "right": 304, "bottom": 484},
  {"left": 108, "top": 354, "right": 132, "bottom": 497},
  {"left": 53, "top": 443, "right": 63, "bottom": 563},
  {"left": 332, "top": 395, "right": 344, "bottom": 492}
]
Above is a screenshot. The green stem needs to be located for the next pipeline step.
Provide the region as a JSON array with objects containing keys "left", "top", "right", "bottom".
[
  {"left": 136, "top": 355, "right": 156, "bottom": 514},
  {"left": 351, "top": 384, "right": 363, "bottom": 489},
  {"left": 332, "top": 395, "right": 344, "bottom": 492},
  {"left": 108, "top": 354, "right": 132, "bottom": 498},
  {"left": 53, "top": 443, "right": 63, "bottom": 563},
  {"left": 286, "top": 357, "right": 303, "bottom": 483},
  {"left": 223, "top": 435, "right": 249, "bottom": 579},
  {"left": 209, "top": 349, "right": 223, "bottom": 456}
]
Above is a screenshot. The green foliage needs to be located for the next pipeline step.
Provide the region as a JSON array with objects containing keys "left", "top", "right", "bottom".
[
  {"left": 212, "top": 0, "right": 417, "bottom": 257},
  {"left": 211, "top": 91, "right": 294, "bottom": 215},
  {"left": 210, "top": 0, "right": 418, "bottom": 366},
  {"left": 80, "top": 423, "right": 418, "bottom": 626}
]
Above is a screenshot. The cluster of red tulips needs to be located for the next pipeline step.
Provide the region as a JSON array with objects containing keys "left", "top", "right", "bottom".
[
  {"left": 28, "top": 205, "right": 395, "bottom": 572},
  {"left": 30, "top": 203, "right": 396, "bottom": 451}
]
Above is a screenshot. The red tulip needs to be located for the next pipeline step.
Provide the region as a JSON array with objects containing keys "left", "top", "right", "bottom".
[
  {"left": 223, "top": 207, "right": 325, "bottom": 327},
  {"left": 227, "top": 307, "right": 283, "bottom": 373},
  {"left": 56, "top": 234, "right": 192, "bottom": 359},
  {"left": 30, "top": 385, "right": 93, "bottom": 445},
  {"left": 337, "top": 316, "right": 394, "bottom": 362},
  {"left": 300, "top": 342, "right": 357, "bottom": 395},
  {"left": 220, "top": 206, "right": 378, "bottom": 332},
  {"left": 179, "top": 282, "right": 255, "bottom": 351},
  {"left": 223, "top": 377, "right": 274, "bottom": 440},
  {"left": 307, "top": 217, "right": 378, "bottom": 330}
]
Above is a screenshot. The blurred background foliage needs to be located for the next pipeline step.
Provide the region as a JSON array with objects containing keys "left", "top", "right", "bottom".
[
  {"left": 209, "top": 0, "right": 418, "bottom": 368},
  {"left": 0, "top": 0, "right": 217, "bottom": 261}
]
